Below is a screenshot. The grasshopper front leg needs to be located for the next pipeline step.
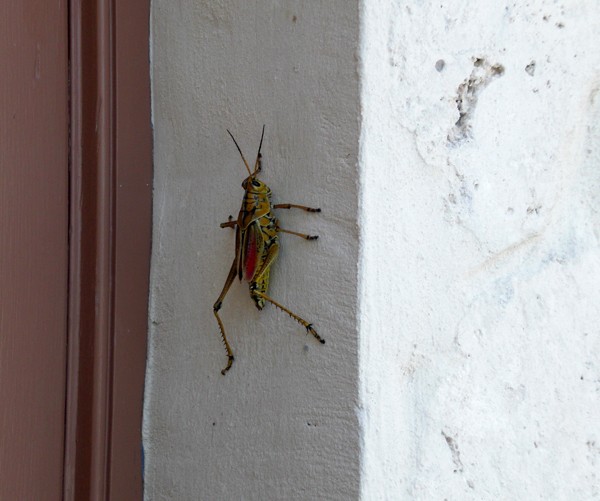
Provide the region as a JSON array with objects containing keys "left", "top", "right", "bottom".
[
  {"left": 220, "top": 215, "right": 236, "bottom": 228},
  {"left": 273, "top": 203, "right": 321, "bottom": 212},
  {"left": 213, "top": 258, "right": 238, "bottom": 375}
]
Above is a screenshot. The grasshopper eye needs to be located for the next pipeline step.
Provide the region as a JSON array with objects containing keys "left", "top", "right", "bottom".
[{"left": 251, "top": 179, "right": 261, "bottom": 187}]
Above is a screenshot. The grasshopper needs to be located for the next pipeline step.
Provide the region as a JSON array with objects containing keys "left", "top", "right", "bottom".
[{"left": 213, "top": 125, "right": 324, "bottom": 375}]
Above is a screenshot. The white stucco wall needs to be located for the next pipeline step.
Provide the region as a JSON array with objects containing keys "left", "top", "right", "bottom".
[
  {"left": 359, "top": 1, "right": 600, "bottom": 499},
  {"left": 146, "top": 0, "right": 600, "bottom": 499},
  {"left": 144, "top": 1, "right": 361, "bottom": 499}
]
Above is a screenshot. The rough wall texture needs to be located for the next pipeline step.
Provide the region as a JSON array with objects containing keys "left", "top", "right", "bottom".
[
  {"left": 359, "top": 0, "right": 600, "bottom": 499},
  {"left": 144, "top": 1, "right": 360, "bottom": 499}
]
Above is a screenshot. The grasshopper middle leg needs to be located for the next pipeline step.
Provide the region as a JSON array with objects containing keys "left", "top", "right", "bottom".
[
  {"left": 277, "top": 227, "right": 318, "bottom": 240},
  {"left": 222, "top": 218, "right": 318, "bottom": 241},
  {"left": 272, "top": 203, "right": 320, "bottom": 239}
]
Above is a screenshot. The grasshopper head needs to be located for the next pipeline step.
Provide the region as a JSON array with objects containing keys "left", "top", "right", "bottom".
[{"left": 241, "top": 175, "right": 266, "bottom": 191}]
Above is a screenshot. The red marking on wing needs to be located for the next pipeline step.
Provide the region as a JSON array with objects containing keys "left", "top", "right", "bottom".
[{"left": 244, "top": 225, "right": 259, "bottom": 281}]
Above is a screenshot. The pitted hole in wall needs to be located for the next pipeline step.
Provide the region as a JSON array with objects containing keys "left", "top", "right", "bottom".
[
  {"left": 586, "top": 440, "right": 600, "bottom": 468},
  {"left": 448, "top": 57, "right": 505, "bottom": 144},
  {"left": 526, "top": 188, "right": 542, "bottom": 216},
  {"left": 441, "top": 430, "right": 464, "bottom": 473},
  {"left": 525, "top": 61, "right": 536, "bottom": 76},
  {"left": 589, "top": 86, "right": 600, "bottom": 106},
  {"left": 435, "top": 59, "right": 445, "bottom": 72}
]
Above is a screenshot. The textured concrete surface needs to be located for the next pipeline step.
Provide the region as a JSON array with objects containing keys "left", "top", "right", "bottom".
[
  {"left": 359, "top": 1, "right": 600, "bottom": 499},
  {"left": 144, "top": 1, "right": 361, "bottom": 499}
]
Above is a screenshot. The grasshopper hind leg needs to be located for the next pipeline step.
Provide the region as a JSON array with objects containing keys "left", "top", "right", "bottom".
[
  {"left": 213, "top": 305, "right": 234, "bottom": 375},
  {"left": 251, "top": 290, "right": 325, "bottom": 345},
  {"left": 213, "top": 258, "right": 238, "bottom": 375}
]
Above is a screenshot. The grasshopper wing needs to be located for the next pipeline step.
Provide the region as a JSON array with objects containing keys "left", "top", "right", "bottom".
[{"left": 240, "top": 221, "right": 265, "bottom": 282}]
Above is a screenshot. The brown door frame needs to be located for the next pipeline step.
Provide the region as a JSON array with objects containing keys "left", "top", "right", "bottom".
[
  {"left": 1, "top": 2, "right": 69, "bottom": 499},
  {"left": 64, "top": 0, "right": 152, "bottom": 499}
]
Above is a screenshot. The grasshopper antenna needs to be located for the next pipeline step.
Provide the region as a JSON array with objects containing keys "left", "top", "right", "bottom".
[
  {"left": 227, "top": 129, "right": 253, "bottom": 177},
  {"left": 253, "top": 125, "right": 265, "bottom": 175}
]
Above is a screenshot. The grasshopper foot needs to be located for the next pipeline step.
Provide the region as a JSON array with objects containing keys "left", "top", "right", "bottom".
[
  {"left": 306, "top": 324, "right": 325, "bottom": 344},
  {"left": 221, "top": 355, "right": 234, "bottom": 375}
]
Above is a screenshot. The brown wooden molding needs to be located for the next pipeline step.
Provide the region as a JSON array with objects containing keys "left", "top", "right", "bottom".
[
  {"left": 64, "top": 0, "right": 152, "bottom": 499},
  {"left": 0, "top": 2, "right": 69, "bottom": 499}
]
